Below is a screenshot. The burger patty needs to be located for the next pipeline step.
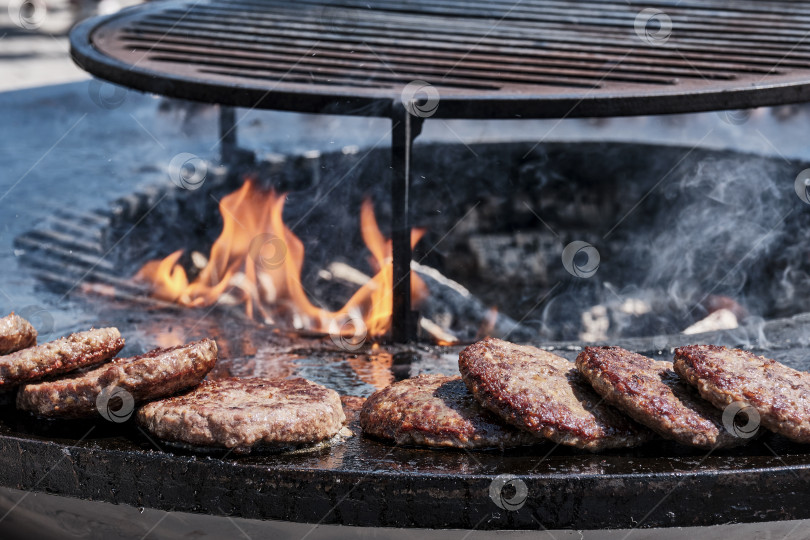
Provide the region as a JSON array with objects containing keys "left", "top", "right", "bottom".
[
  {"left": 576, "top": 346, "right": 743, "bottom": 448},
  {"left": 459, "top": 338, "right": 652, "bottom": 451},
  {"left": 674, "top": 344, "right": 810, "bottom": 443},
  {"left": 17, "top": 339, "right": 218, "bottom": 419},
  {"left": 360, "top": 374, "right": 542, "bottom": 449},
  {"left": 0, "top": 313, "right": 37, "bottom": 355},
  {"left": 0, "top": 328, "right": 123, "bottom": 388},
  {"left": 137, "top": 377, "right": 346, "bottom": 453}
]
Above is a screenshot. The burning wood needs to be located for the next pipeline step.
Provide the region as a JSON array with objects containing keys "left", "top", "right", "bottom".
[
  {"left": 321, "top": 261, "right": 459, "bottom": 344},
  {"left": 134, "top": 179, "right": 427, "bottom": 339},
  {"left": 683, "top": 309, "right": 739, "bottom": 335},
  {"left": 419, "top": 318, "right": 459, "bottom": 345}
]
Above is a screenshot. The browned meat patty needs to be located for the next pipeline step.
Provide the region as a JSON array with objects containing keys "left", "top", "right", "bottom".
[
  {"left": 459, "top": 338, "right": 652, "bottom": 451},
  {"left": 0, "top": 313, "right": 36, "bottom": 355},
  {"left": 360, "top": 374, "right": 542, "bottom": 449},
  {"left": 0, "top": 328, "right": 123, "bottom": 389},
  {"left": 674, "top": 344, "right": 810, "bottom": 443},
  {"left": 17, "top": 339, "right": 218, "bottom": 419},
  {"left": 137, "top": 377, "right": 346, "bottom": 453},
  {"left": 576, "top": 346, "right": 744, "bottom": 448}
]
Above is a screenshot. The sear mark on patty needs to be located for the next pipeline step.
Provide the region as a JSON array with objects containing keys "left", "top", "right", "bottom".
[
  {"left": 0, "top": 327, "right": 123, "bottom": 388},
  {"left": 675, "top": 344, "right": 810, "bottom": 443},
  {"left": 576, "top": 346, "right": 745, "bottom": 448},
  {"left": 360, "top": 374, "right": 543, "bottom": 449},
  {"left": 459, "top": 338, "right": 653, "bottom": 451},
  {"left": 17, "top": 338, "right": 218, "bottom": 419}
]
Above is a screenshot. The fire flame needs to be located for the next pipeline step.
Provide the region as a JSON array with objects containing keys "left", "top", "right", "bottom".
[{"left": 135, "top": 179, "right": 427, "bottom": 338}]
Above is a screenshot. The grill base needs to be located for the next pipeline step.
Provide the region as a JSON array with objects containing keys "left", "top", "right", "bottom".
[{"left": 3, "top": 486, "right": 809, "bottom": 539}]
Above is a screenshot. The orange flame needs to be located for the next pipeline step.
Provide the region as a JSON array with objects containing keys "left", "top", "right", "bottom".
[{"left": 135, "top": 179, "right": 427, "bottom": 337}]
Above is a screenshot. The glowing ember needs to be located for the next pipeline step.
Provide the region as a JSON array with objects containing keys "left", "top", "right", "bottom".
[{"left": 135, "top": 179, "right": 427, "bottom": 338}]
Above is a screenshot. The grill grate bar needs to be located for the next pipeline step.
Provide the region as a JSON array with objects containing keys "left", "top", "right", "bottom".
[
  {"left": 131, "top": 43, "right": 695, "bottom": 88},
  {"left": 119, "top": 30, "right": 785, "bottom": 79},
  {"left": 124, "top": 17, "right": 807, "bottom": 84},
  {"left": 135, "top": 9, "right": 810, "bottom": 74},
  {"left": 118, "top": 26, "right": 784, "bottom": 81},
  {"left": 121, "top": 23, "right": 810, "bottom": 83},
  {"left": 153, "top": 5, "right": 810, "bottom": 53},
  {"left": 15, "top": 235, "right": 114, "bottom": 272},
  {"left": 15, "top": 205, "right": 173, "bottom": 305},
  {"left": 445, "top": 0, "right": 810, "bottom": 17},
  {"left": 207, "top": 0, "right": 810, "bottom": 42}
]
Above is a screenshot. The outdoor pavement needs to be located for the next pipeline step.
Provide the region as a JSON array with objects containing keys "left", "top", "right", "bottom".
[{"left": 0, "top": 0, "right": 141, "bottom": 91}]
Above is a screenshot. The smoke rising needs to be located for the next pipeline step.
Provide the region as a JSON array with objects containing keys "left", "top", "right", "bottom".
[
  {"left": 539, "top": 150, "right": 806, "bottom": 343},
  {"left": 107, "top": 138, "right": 810, "bottom": 345}
]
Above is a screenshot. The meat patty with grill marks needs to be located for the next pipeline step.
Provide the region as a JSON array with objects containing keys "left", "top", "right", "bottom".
[
  {"left": 17, "top": 339, "right": 218, "bottom": 419},
  {"left": 0, "top": 313, "right": 36, "bottom": 355},
  {"left": 459, "top": 338, "right": 652, "bottom": 451},
  {"left": 674, "top": 344, "right": 810, "bottom": 443},
  {"left": 576, "top": 346, "right": 745, "bottom": 448},
  {"left": 360, "top": 374, "right": 543, "bottom": 449},
  {"left": 137, "top": 377, "right": 346, "bottom": 453},
  {"left": 0, "top": 328, "right": 123, "bottom": 388}
]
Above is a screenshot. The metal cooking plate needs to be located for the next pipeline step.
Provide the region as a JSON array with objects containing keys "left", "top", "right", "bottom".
[
  {"left": 71, "top": 0, "right": 810, "bottom": 118},
  {"left": 4, "top": 322, "right": 810, "bottom": 531},
  {"left": 4, "top": 389, "right": 810, "bottom": 531}
]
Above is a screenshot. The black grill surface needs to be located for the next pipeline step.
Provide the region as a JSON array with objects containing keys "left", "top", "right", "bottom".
[{"left": 71, "top": 0, "right": 810, "bottom": 118}]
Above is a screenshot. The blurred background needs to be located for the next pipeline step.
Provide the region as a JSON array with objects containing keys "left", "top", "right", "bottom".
[{"left": 0, "top": 0, "right": 144, "bottom": 91}]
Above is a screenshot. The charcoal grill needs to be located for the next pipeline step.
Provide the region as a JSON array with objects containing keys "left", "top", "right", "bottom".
[
  {"left": 4, "top": 0, "right": 803, "bottom": 534},
  {"left": 70, "top": 0, "right": 810, "bottom": 342}
]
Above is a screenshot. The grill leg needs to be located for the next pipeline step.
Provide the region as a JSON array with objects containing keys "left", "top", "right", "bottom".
[
  {"left": 218, "top": 106, "right": 254, "bottom": 166},
  {"left": 390, "top": 102, "right": 424, "bottom": 343}
]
